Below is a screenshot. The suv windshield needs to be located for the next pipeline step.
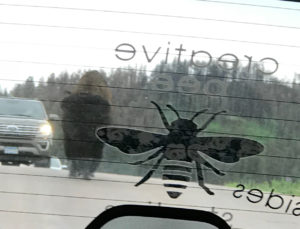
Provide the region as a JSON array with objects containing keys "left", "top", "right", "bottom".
[{"left": 0, "top": 98, "right": 47, "bottom": 120}]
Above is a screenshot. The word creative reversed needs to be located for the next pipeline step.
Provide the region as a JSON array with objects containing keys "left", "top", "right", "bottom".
[{"left": 115, "top": 42, "right": 279, "bottom": 75}]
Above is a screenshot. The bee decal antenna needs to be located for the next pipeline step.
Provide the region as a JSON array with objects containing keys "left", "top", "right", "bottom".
[
  {"left": 151, "top": 101, "right": 171, "bottom": 130},
  {"left": 197, "top": 110, "right": 227, "bottom": 132},
  {"left": 190, "top": 109, "right": 209, "bottom": 121},
  {"left": 166, "top": 104, "right": 181, "bottom": 118}
]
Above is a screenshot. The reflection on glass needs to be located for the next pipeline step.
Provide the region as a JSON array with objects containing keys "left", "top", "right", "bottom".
[{"left": 102, "top": 216, "right": 218, "bottom": 229}]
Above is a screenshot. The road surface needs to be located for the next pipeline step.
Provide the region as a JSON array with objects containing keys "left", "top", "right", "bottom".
[{"left": 0, "top": 165, "right": 298, "bottom": 229}]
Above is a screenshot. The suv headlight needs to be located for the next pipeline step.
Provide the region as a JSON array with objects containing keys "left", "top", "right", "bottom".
[{"left": 39, "top": 123, "right": 52, "bottom": 136}]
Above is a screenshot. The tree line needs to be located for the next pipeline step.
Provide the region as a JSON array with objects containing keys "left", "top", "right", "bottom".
[{"left": 1, "top": 59, "right": 299, "bottom": 185}]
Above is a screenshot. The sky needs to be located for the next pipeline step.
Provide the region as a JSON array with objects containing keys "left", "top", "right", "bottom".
[{"left": 0, "top": 0, "right": 300, "bottom": 91}]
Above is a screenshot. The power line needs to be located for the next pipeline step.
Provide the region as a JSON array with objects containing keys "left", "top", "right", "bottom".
[
  {"left": 43, "top": 89, "right": 300, "bottom": 107},
  {"left": 2, "top": 80, "right": 300, "bottom": 140},
  {"left": 196, "top": 0, "right": 300, "bottom": 11},
  {"left": 48, "top": 111, "right": 300, "bottom": 133},
  {"left": 0, "top": 185, "right": 291, "bottom": 206},
  {"left": 1, "top": 173, "right": 299, "bottom": 194},
  {"left": 0, "top": 192, "right": 293, "bottom": 218},
  {"left": 14, "top": 95, "right": 300, "bottom": 125},
  {"left": 1, "top": 60, "right": 300, "bottom": 87},
  {"left": 1, "top": 67, "right": 299, "bottom": 106},
  {"left": 21, "top": 153, "right": 300, "bottom": 169},
  {"left": 167, "top": 202, "right": 295, "bottom": 216},
  {"left": 0, "top": 209, "right": 94, "bottom": 219},
  {"left": 0, "top": 3, "right": 299, "bottom": 30},
  {"left": 47, "top": 153, "right": 300, "bottom": 164},
  {"left": 0, "top": 57, "right": 299, "bottom": 87},
  {"left": 50, "top": 123, "right": 300, "bottom": 142},
  {"left": 0, "top": 21, "right": 299, "bottom": 49},
  {"left": 1, "top": 162, "right": 299, "bottom": 179},
  {"left": 1, "top": 97, "right": 299, "bottom": 142},
  {"left": 0, "top": 181, "right": 296, "bottom": 198},
  {"left": 3, "top": 148, "right": 298, "bottom": 171},
  {"left": 51, "top": 111, "right": 300, "bottom": 133},
  {"left": 1, "top": 40, "right": 299, "bottom": 68}
]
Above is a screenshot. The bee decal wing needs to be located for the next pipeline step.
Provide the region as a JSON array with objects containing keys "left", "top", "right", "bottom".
[
  {"left": 96, "top": 127, "right": 167, "bottom": 154},
  {"left": 189, "top": 137, "right": 264, "bottom": 163}
]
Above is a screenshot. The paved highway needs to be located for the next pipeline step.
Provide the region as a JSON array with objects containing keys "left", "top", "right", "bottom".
[{"left": 0, "top": 165, "right": 298, "bottom": 229}]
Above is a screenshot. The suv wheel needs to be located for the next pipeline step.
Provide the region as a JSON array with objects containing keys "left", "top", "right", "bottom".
[
  {"left": 1, "top": 161, "right": 20, "bottom": 166},
  {"left": 34, "top": 157, "right": 50, "bottom": 168}
]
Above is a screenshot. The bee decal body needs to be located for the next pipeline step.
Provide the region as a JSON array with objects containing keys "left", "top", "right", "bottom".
[
  {"left": 96, "top": 101, "right": 264, "bottom": 199},
  {"left": 160, "top": 159, "right": 194, "bottom": 199}
]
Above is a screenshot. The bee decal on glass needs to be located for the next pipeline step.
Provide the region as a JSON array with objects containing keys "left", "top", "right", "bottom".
[{"left": 96, "top": 101, "right": 264, "bottom": 199}]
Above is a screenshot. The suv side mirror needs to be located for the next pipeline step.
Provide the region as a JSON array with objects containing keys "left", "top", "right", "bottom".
[
  {"left": 49, "top": 114, "right": 60, "bottom": 121},
  {"left": 86, "top": 205, "right": 230, "bottom": 229}
]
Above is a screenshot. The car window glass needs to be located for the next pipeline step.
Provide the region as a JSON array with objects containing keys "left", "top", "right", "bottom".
[{"left": 0, "top": 0, "right": 299, "bottom": 229}]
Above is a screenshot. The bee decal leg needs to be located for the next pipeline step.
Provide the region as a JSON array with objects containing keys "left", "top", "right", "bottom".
[
  {"left": 188, "top": 149, "right": 225, "bottom": 176},
  {"left": 203, "top": 161, "right": 225, "bottom": 176},
  {"left": 130, "top": 149, "right": 163, "bottom": 165},
  {"left": 196, "top": 162, "right": 214, "bottom": 195},
  {"left": 135, "top": 153, "right": 165, "bottom": 186},
  {"left": 197, "top": 110, "right": 226, "bottom": 132}
]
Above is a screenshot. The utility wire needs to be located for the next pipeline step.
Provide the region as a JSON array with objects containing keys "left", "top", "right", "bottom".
[
  {"left": 196, "top": 0, "right": 300, "bottom": 11},
  {"left": 1, "top": 69, "right": 299, "bottom": 106},
  {"left": 0, "top": 3, "right": 299, "bottom": 29},
  {"left": 1, "top": 165, "right": 299, "bottom": 180},
  {"left": 0, "top": 21, "right": 299, "bottom": 49},
  {"left": 1, "top": 60, "right": 299, "bottom": 86},
  {"left": 0, "top": 190, "right": 296, "bottom": 216}
]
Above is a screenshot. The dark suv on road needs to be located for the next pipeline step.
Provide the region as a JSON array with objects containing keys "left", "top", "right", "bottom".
[{"left": 0, "top": 97, "right": 53, "bottom": 167}]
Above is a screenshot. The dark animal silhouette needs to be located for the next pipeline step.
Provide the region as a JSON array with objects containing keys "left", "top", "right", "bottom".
[{"left": 61, "top": 71, "right": 111, "bottom": 179}]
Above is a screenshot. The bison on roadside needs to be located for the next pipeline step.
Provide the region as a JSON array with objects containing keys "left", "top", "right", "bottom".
[{"left": 61, "top": 70, "right": 111, "bottom": 179}]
